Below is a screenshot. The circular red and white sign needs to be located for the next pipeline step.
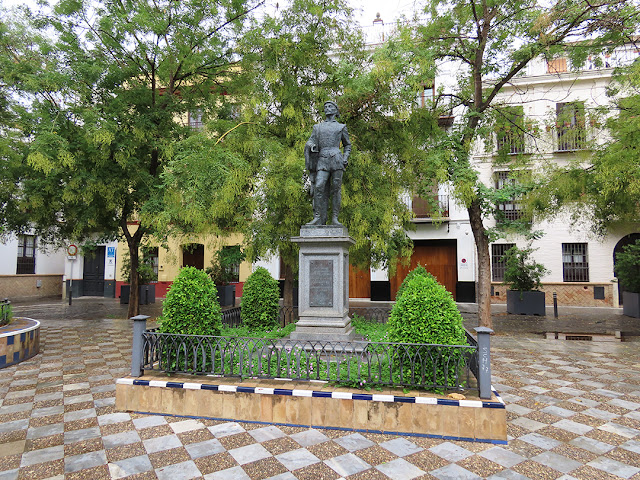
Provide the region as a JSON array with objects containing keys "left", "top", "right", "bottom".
[{"left": 67, "top": 244, "right": 78, "bottom": 256}]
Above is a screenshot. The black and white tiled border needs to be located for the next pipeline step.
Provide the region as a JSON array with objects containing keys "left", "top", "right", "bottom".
[{"left": 117, "top": 377, "right": 507, "bottom": 445}]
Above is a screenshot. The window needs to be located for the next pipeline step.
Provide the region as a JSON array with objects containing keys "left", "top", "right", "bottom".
[
  {"left": 17, "top": 235, "right": 36, "bottom": 274},
  {"left": 492, "top": 243, "right": 515, "bottom": 282},
  {"left": 420, "top": 82, "right": 434, "bottom": 107},
  {"left": 556, "top": 102, "right": 586, "bottom": 151},
  {"left": 188, "top": 110, "right": 203, "bottom": 129},
  {"left": 562, "top": 243, "right": 589, "bottom": 282},
  {"left": 495, "top": 106, "right": 525, "bottom": 155},
  {"left": 143, "top": 247, "right": 159, "bottom": 279},
  {"left": 547, "top": 57, "right": 568, "bottom": 74},
  {"left": 495, "top": 171, "right": 522, "bottom": 222}
]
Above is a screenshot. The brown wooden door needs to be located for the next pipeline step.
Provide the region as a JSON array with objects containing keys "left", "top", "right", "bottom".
[
  {"left": 182, "top": 244, "right": 205, "bottom": 270},
  {"left": 390, "top": 240, "right": 457, "bottom": 300},
  {"left": 349, "top": 264, "right": 371, "bottom": 298}
]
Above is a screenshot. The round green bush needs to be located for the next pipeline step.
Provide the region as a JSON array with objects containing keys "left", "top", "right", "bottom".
[
  {"left": 159, "top": 266, "right": 222, "bottom": 336},
  {"left": 389, "top": 272, "right": 467, "bottom": 346},
  {"left": 241, "top": 267, "right": 280, "bottom": 330}
]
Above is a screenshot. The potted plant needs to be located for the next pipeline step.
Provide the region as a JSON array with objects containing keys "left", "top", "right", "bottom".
[
  {"left": 205, "top": 246, "right": 245, "bottom": 307},
  {"left": 503, "top": 245, "right": 548, "bottom": 316},
  {"left": 120, "top": 248, "right": 157, "bottom": 305},
  {"left": 615, "top": 239, "right": 640, "bottom": 318}
]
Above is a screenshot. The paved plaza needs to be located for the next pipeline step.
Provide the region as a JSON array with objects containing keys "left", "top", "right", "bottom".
[{"left": 0, "top": 300, "right": 639, "bottom": 479}]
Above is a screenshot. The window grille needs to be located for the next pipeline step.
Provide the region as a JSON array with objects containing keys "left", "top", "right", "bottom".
[
  {"left": 145, "top": 247, "right": 159, "bottom": 278},
  {"left": 491, "top": 244, "right": 515, "bottom": 282},
  {"left": 188, "top": 110, "right": 203, "bottom": 129},
  {"left": 17, "top": 235, "right": 36, "bottom": 274},
  {"left": 556, "top": 102, "right": 586, "bottom": 151},
  {"left": 495, "top": 171, "right": 522, "bottom": 222},
  {"left": 562, "top": 243, "right": 589, "bottom": 282},
  {"left": 496, "top": 107, "right": 525, "bottom": 155}
]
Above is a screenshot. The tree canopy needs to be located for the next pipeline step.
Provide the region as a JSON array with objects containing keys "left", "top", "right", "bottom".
[
  {"left": 0, "top": 0, "right": 262, "bottom": 316},
  {"left": 400, "top": 0, "right": 639, "bottom": 327}
]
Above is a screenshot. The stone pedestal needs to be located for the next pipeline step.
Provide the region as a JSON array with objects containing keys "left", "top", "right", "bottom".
[{"left": 290, "top": 225, "right": 355, "bottom": 341}]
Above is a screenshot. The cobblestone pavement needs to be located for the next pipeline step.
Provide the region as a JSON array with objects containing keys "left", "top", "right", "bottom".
[{"left": 1, "top": 308, "right": 639, "bottom": 479}]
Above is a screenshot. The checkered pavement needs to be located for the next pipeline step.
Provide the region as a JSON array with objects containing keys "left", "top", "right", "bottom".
[{"left": 1, "top": 318, "right": 639, "bottom": 479}]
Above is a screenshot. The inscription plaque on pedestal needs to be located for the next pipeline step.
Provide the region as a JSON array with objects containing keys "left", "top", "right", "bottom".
[{"left": 309, "top": 260, "right": 333, "bottom": 307}]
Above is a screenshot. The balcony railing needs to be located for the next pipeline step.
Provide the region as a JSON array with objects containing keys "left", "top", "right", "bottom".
[
  {"left": 412, "top": 195, "right": 449, "bottom": 220},
  {"left": 556, "top": 127, "right": 587, "bottom": 152}
]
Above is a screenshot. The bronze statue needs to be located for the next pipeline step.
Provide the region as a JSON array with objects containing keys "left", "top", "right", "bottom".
[{"left": 305, "top": 101, "right": 351, "bottom": 226}]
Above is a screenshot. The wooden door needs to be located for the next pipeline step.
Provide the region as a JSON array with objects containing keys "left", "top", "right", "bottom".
[
  {"left": 182, "top": 244, "right": 205, "bottom": 270},
  {"left": 390, "top": 240, "right": 457, "bottom": 300},
  {"left": 349, "top": 264, "right": 371, "bottom": 298},
  {"left": 83, "top": 246, "right": 105, "bottom": 296}
]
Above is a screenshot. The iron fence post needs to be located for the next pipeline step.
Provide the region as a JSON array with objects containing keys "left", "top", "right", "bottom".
[
  {"left": 131, "top": 315, "right": 150, "bottom": 377},
  {"left": 474, "top": 327, "right": 494, "bottom": 399},
  {"left": 553, "top": 292, "right": 558, "bottom": 318}
]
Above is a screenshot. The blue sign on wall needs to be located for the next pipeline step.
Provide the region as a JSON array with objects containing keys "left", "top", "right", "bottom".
[{"left": 107, "top": 247, "right": 116, "bottom": 258}]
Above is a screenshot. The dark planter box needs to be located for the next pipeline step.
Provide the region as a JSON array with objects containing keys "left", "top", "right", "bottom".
[
  {"left": 217, "top": 285, "right": 236, "bottom": 307},
  {"left": 120, "top": 284, "right": 156, "bottom": 305},
  {"left": 506, "top": 290, "right": 546, "bottom": 316},
  {"left": 623, "top": 291, "right": 640, "bottom": 318}
]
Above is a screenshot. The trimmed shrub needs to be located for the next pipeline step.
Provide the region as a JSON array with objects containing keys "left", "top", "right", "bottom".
[
  {"left": 395, "top": 264, "right": 433, "bottom": 300},
  {"left": 388, "top": 273, "right": 468, "bottom": 388},
  {"left": 389, "top": 273, "right": 467, "bottom": 346},
  {"left": 241, "top": 267, "right": 280, "bottom": 330},
  {"left": 159, "top": 267, "right": 222, "bottom": 336}
]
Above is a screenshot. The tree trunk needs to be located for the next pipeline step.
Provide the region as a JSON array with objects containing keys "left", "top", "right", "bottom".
[
  {"left": 282, "top": 261, "right": 294, "bottom": 325},
  {"left": 468, "top": 199, "right": 493, "bottom": 329},
  {"left": 127, "top": 240, "right": 141, "bottom": 319}
]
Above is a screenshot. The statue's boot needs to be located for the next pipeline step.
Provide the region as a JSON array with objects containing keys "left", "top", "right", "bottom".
[
  {"left": 306, "top": 189, "right": 327, "bottom": 225},
  {"left": 330, "top": 180, "right": 343, "bottom": 227}
]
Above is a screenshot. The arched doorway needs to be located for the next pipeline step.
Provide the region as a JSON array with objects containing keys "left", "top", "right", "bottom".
[
  {"left": 182, "top": 243, "right": 205, "bottom": 270},
  {"left": 613, "top": 233, "right": 640, "bottom": 305}
]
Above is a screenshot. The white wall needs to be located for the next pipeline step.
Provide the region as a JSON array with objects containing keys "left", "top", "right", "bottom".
[{"left": 0, "top": 234, "right": 65, "bottom": 275}]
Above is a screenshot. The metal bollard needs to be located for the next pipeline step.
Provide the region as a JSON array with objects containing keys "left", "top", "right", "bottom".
[
  {"left": 475, "top": 327, "right": 494, "bottom": 400},
  {"left": 130, "top": 315, "right": 149, "bottom": 377},
  {"left": 553, "top": 291, "right": 558, "bottom": 318}
]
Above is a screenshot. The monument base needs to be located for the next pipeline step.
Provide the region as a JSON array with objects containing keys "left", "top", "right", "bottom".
[{"left": 290, "top": 225, "right": 355, "bottom": 342}]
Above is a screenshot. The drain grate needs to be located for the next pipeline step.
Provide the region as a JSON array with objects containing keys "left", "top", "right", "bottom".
[{"left": 545, "top": 332, "right": 622, "bottom": 342}]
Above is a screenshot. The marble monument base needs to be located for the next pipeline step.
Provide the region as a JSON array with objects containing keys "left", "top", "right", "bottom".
[{"left": 290, "top": 225, "right": 355, "bottom": 342}]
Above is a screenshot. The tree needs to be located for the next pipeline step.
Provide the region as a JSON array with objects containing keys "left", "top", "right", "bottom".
[
  {"left": 0, "top": 0, "right": 262, "bottom": 317},
  {"left": 535, "top": 58, "right": 640, "bottom": 234},
  {"left": 225, "top": 0, "right": 432, "bottom": 308},
  {"left": 402, "top": 0, "right": 637, "bottom": 328}
]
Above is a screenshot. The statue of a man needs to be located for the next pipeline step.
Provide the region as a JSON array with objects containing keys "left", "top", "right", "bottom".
[{"left": 305, "top": 101, "right": 351, "bottom": 226}]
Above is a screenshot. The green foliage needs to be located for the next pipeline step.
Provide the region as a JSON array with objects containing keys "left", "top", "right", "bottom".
[
  {"left": 615, "top": 240, "right": 640, "bottom": 294},
  {"left": 502, "top": 246, "right": 548, "bottom": 292},
  {"left": 240, "top": 267, "right": 280, "bottom": 330},
  {"left": 232, "top": 0, "right": 417, "bottom": 289},
  {"left": 388, "top": 274, "right": 467, "bottom": 347},
  {"left": 159, "top": 267, "right": 222, "bottom": 336},
  {"left": 120, "top": 247, "right": 158, "bottom": 284},
  {"left": 1, "top": 302, "right": 12, "bottom": 327},
  {"left": 205, "top": 245, "right": 245, "bottom": 285},
  {"left": 395, "top": 265, "right": 434, "bottom": 300}
]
